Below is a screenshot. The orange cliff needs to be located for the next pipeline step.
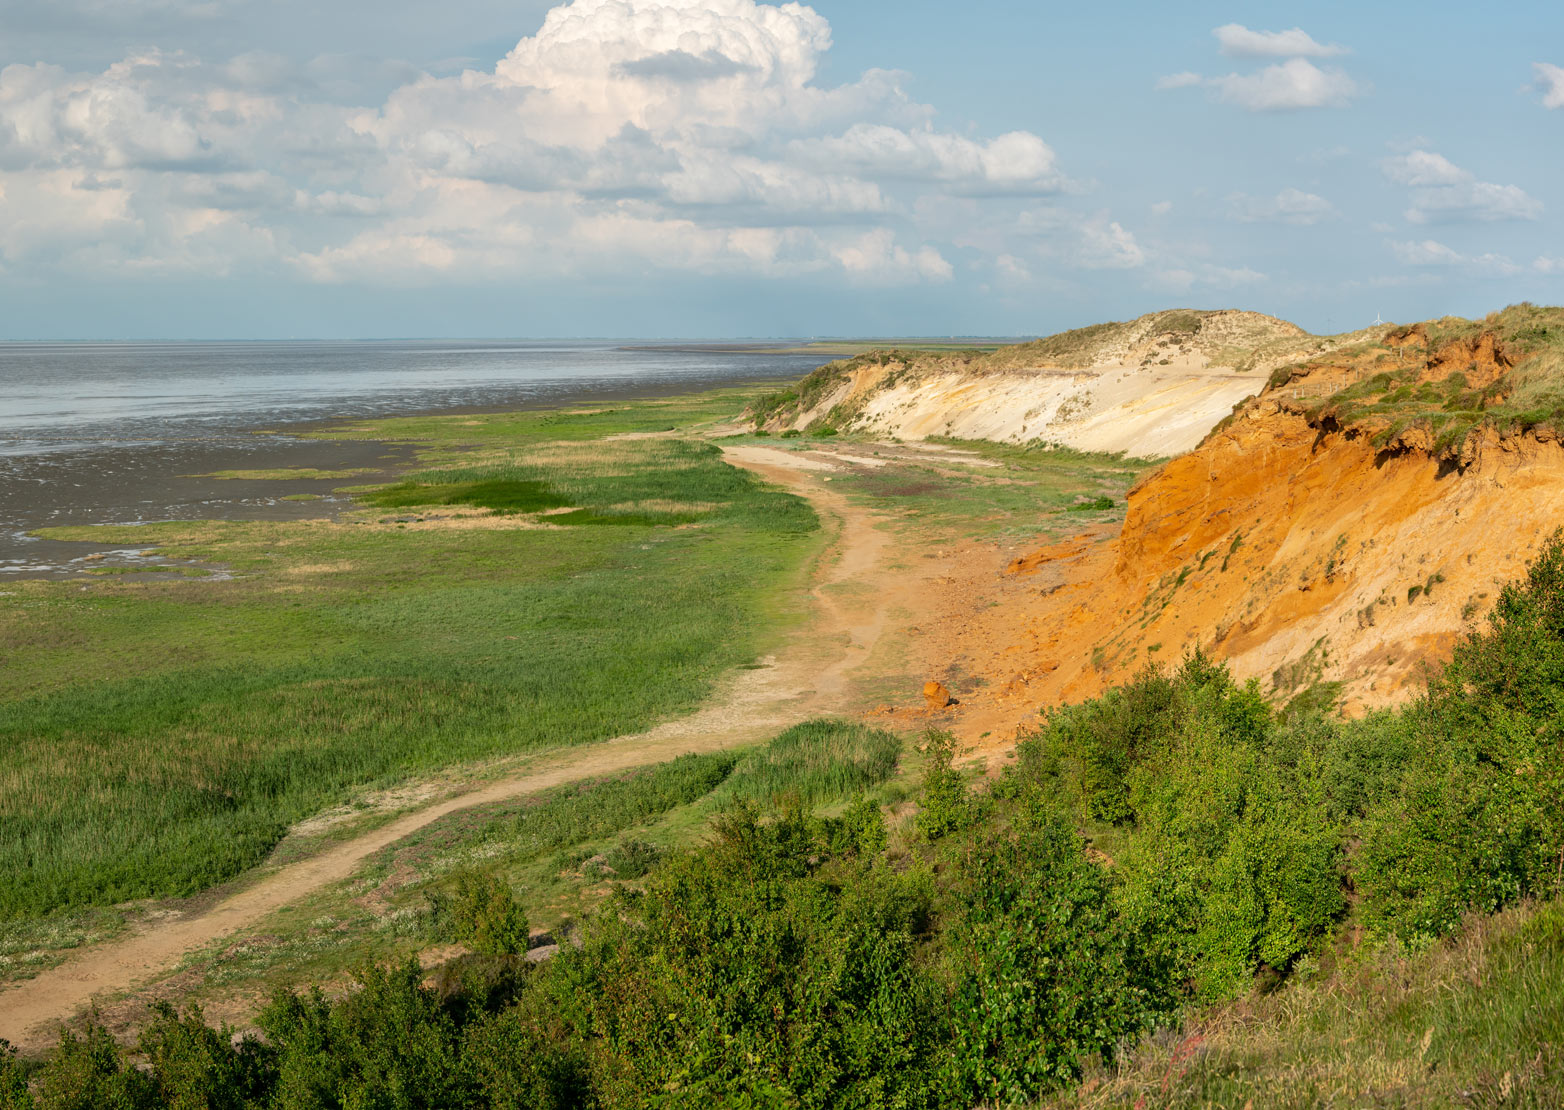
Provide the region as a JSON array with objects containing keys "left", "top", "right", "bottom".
[{"left": 938, "top": 326, "right": 1564, "bottom": 746}]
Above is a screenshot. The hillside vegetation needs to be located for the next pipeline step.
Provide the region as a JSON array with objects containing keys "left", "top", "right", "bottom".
[
  {"left": 7, "top": 536, "right": 1564, "bottom": 1107},
  {"left": 1264, "top": 301, "right": 1564, "bottom": 460}
]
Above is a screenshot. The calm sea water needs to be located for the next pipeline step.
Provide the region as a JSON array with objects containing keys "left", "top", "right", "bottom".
[
  {"left": 0, "top": 339, "right": 829, "bottom": 575},
  {"left": 0, "top": 339, "right": 827, "bottom": 457}
]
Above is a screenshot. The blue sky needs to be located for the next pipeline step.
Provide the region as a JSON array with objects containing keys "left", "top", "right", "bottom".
[{"left": 0, "top": 0, "right": 1559, "bottom": 339}]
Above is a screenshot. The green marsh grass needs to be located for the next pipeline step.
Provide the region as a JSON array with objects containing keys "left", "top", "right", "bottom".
[
  {"left": 722, "top": 718, "right": 901, "bottom": 806},
  {"left": 0, "top": 394, "right": 818, "bottom": 921}
]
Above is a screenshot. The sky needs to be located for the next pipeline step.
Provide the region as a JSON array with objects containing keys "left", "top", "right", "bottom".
[{"left": 0, "top": 0, "right": 1560, "bottom": 339}]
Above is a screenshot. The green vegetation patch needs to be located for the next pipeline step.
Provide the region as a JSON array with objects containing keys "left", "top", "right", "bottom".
[
  {"left": 192, "top": 467, "right": 379, "bottom": 480},
  {"left": 0, "top": 397, "right": 819, "bottom": 921},
  {"left": 835, "top": 438, "right": 1152, "bottom": 541},
  {"left": 13, "top": 528, "right": 1564, "bottom": 1106},
  {"left": 724, "top": 718, "right": 901, "bottom": 806},
  {"left": 362, "top": 476, "right": 571, "bottom": 514}
]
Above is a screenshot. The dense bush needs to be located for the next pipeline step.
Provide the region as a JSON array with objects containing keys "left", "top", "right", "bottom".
[
  {"left": 437, "top": 870, "right": 530, "bottom": 956},
  {"left": 1359, "top": 530, "right": 1564, "bottom": 939},
  {"left": 1017, "top": 653, "right": 1342, "bottom": 1000},
  {"left": 944, "top": 799, "right": 1159, "bottom": 1101},
  {"left": 914, "top": 730, "right": 973, "bottom": 840}
]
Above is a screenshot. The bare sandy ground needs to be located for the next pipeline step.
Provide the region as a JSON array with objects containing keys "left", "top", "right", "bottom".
[{"left": 0, "top": 441, "right": 952, "bottom": 1053}]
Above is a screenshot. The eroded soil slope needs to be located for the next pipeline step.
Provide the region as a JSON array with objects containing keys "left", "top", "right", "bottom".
[
  {"left": 754, "top": 309, "right": 1366, "bottom": 458},
  {"left": 937, "top": 305, "right": 1564, "bottom": 739}
]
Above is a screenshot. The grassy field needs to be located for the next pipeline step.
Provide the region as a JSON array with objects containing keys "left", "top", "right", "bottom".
[{"left": 0, "top": 387, "right": 821, "bottom": 922}]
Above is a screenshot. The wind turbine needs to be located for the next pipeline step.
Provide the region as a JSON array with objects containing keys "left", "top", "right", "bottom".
[{"left": 1372, "top": 310, "right": 1385, "bottom": 326}]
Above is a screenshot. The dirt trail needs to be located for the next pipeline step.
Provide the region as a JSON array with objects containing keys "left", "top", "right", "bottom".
[{"left": 0, "top": 445, "right": 909, "bottom": 1053}]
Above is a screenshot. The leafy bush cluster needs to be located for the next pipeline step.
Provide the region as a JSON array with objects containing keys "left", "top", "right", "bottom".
[
  {"left": 434, "top": 871, "right": 530, "bottom": 956},
  {"left": 10, "top": 537, "right": 1564, "bottom": 1107},
  {"left": 0, "top": 799, "right": 1142, "bottom": 1109}
]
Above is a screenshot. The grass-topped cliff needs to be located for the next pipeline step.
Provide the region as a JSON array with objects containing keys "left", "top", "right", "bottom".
[
  {"left": 1255, "top": 302, "right": 1564, "bottom": 462},
  {"left": 746, "top": 309, "right": 1349, "bottom": 458}
]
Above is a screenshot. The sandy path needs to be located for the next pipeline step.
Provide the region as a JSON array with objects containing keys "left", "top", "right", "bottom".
[{"left": 0, "top": 445, "right": 902, "bottom": 1052}]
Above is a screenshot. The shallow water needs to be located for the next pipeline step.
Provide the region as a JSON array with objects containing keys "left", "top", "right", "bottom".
[
  {"left": 0, "top": 339, "right": 827, "bottom": 573},
  {"left": 0, "top": 339, "right": 823, "bottom": 456}
]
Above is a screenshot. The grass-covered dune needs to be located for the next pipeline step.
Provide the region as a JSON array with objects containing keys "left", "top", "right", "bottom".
[{"left": 0, "top": 391, "right": 819, "bottom": 921}]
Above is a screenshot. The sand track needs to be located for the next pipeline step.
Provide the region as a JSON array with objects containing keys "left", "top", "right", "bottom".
[{"left": 0, "top": 444, "right": 909, "bottom": 1053}]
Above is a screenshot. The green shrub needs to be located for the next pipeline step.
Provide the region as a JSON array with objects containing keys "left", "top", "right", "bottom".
[
  {"left": 534, "top": 803, "right": 947, "bottom": 1106},
  {"left": 1116, "top": 709, "right": 1343, "bottom": 1000},
  {"left": 915, "top": 730, "right": 972, "bottom": 840},
  {"left": 0, "top": 1044, "right": 32, "bottom": 1110},
  {"left": 820, "top": 794, "right": 887, "bottom": 858},
  {"left": 31, "top": 1023, "right": 157, "bottom": 1110},
  {"left": 1360, "top": 530, "right": 1564, "bottom": 940},
  {"left": 138, "top": 1002, "right": 275, "bottom": 1110},
  {"left": 438, "top": 870, "right": 530, "bottom": 956},
  {"left": 602, "top": 838, "right": 661, "bottom": 879},
  {"left": 260, "top": 962, "right": 472, "bottom": 1108},
  {"left": 945, "top": 801, "right": 1156, "bottom": 1101}
]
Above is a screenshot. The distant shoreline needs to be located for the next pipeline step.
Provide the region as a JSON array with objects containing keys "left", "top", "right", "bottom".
[
  {"left": 1, "top": 367, "right": 807, "bottom": 578},
  {"left": 620, "top": 338, "right": 1030, "bottom": 356}
]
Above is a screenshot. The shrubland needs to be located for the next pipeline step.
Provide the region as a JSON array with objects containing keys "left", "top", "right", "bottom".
[{"left": 9, "top": 535, "right": 1564, "bottom": 1106}]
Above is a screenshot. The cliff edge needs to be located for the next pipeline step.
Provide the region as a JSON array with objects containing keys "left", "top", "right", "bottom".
[
  {"left": 752, "top": 309, "right": 1357, "bottom": 458},
  {"left": 935, "top": 303, "right": 1564, "bottom": 734}
]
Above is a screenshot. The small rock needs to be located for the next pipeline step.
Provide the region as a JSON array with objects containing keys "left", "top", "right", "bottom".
[{"left": 922, "top": 681, "right": 955, "bottom": 709}]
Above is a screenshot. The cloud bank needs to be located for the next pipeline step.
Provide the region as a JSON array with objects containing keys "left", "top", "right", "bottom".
[{"left": 0, "top": 0, "right": 1079, "bottom": 286}]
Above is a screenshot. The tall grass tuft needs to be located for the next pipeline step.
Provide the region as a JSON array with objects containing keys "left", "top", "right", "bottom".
[{"left": 724, "top": 718, "right": 901, "bottom": 806}]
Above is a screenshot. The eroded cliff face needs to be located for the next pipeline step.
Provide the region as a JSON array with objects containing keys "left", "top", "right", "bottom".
[
  {"left": 757, "top": 309, "right": 1363, "bottom": 459},
  {"left": 941, "top": 312, "right": 1564, "bottom": 736}
]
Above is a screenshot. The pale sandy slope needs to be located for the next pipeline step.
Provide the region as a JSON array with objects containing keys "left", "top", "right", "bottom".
[{"left": 772, "top": 309, "right": 1363, "bottom": 459}]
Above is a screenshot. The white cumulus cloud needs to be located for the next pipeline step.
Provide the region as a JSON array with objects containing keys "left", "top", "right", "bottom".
[
  {"left": 1390, "top": 238, "right": 1521, "bottom": 275},
  {"left": 1160, "top": 58, "right": 1359, "bottom": 112},
  {"left": 1208, "top": 59, "right": 1359, "bottom": 111},
  {"left": 1382, "top": 150, "right": 1468, "bottom": 187},
  {"left": 1213, "top": 24, "right": 1347, "bottom": 59},
  {"left": 0, "top": 0, "right": 1081, "bottom": 287},
  {"left": 1160, "top": 24, "right": 1360, "bottom": 112},
  {"left": 1076, "top": 218, "right": 1144, "bottom": 269},
  {"left": 1535, "top": 62, "right": 1564, "bottom": 109},
  {"left": 1381, "top": 150, "right": 1541, "bottom": 223}
]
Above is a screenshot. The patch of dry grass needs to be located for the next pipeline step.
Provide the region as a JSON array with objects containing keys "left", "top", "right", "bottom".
[{"left": 1046, "top": 899, "right": 1564, "bottom": 1108}]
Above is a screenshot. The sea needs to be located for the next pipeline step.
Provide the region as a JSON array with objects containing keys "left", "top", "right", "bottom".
[{"left": 0, "top": 339, "right": 831, "bottom": 575}]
